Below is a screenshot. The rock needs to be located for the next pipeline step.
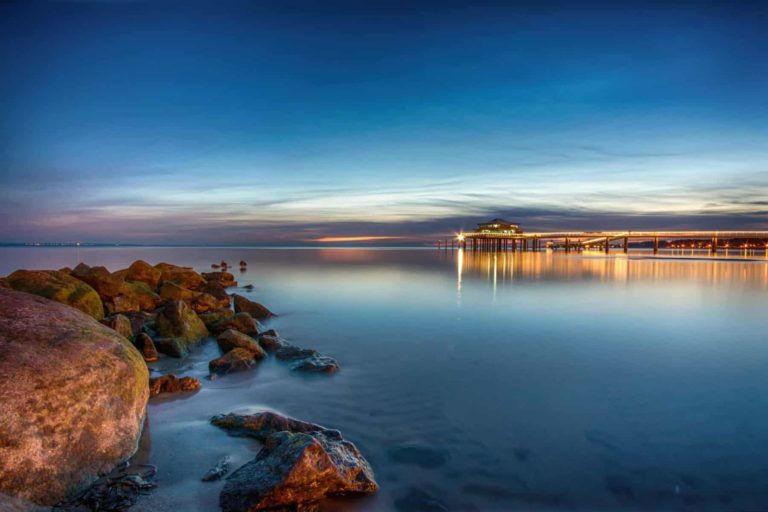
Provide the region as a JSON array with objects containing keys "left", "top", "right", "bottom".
[
  {"left": 217, "top": 329, "right": 267, "bottom": 359},
  {"left": 202, "top": 271, "right": 237, "bottom": 288},
  {"left": 275, "top": 345, "right": 318, "bottom": 361},
  {"left": 111, "top": 268, "right": 129, "bottom": 281},
  {"left": 239, "top": 260, "right": 247, "bottom": 267},
  {"left": 101, "top": 314, "right": 134, "bottom": 341},
  {"left": 123, "top": 311, "right": 156, "bottom": 338},
  {"left": 153, "top": 337, "right": 189, "bottom": 358},
  {"left": 276, "top": 345, "right": 339, "bottom": 374},
  {"left": 149, "top": 374, "right": 201, "bottom": 397},
  {"left": 135, "top": 332, "right": 159, "bottom": 361},
  {"left": 290, "top": 354, "right": 339, "bottom": 373},
  {"left": 125, "top": 260, "right": 162, "bottom": 289},
  {"left": 0, "top": 278, "right": 10, "bottom": 289},
  {"left": 209, "top": 348, "right": 257, "bottom": 376},
  {"left": 202, "top": 280, "right": 231, "bottom": 308},
  {"left": 199, "top": 308, "right": 234, "bottom": 328},
  {"left": 116, "top": 281, "right": 160, "bottom": 312},
  {"left": 202, "top": 456, "right": 231, "bottom": 482},
  {"left": 211, "top": 312, "right": 261, "bottom": 336},
  {"left": 159, "top": 281, "right": 197, "bottom": 301},
  {"left": 70, "top": 263, "right": 125, "bottom": 298},
  {"left": 155, "top": 300, "right": 208, "bottom": 344},
  {"left": 0, "top": 288, "right": 148, "bottom": 506},
  {"left": 242, "top": 284, "right": 254, "bottom": 291},
  {"left": 261, "top": 329, "right": 278, "bottom": 337},
  {"left": 257, "top": 334, "right": 288, "bottom": 352},
  {"left": 156, "top": 263, "right": 206, "bottom": 291},
  {"left": 211, "top": 411, "right": 325, "bottom": 441},
  {"left": 190, "top": 292, "right": 221, "bottom": 314},
  {"left": 219, "top": 430, "right": 378, "bottom": 512},
  {"left": 211, "top": 263, "right": 221, "bottom": 269},
  {"left": 232, "top": 294, "right": 273, "bottom": 320},
  {"left": 6, "top": 269, "right": 104, "bottom": 320}
]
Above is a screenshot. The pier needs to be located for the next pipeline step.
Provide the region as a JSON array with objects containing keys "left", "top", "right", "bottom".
[{"left": 436, "top": 219, "right": 768, "bottom": 255}]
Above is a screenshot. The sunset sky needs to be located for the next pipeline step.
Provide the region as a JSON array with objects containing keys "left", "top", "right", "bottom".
[{"left": 1, "top": 1, "right": 766, "bottom": 244}]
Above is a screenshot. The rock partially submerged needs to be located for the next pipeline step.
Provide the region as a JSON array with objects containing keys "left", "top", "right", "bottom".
[
  {"left": 155, "top": 300, "right": 209, "bottom": 345},
  {"left": 211, "top": 411, "right": 324, "bottom": 441},
  {"left": 202, "top": 456, "right": 231, "bottom": 482},
  {"left": 219, "top": 429, "right": 378, "bottom": 511},
  {"left": 5, "top": 269, "right": 104, "bottom": 320},
  {"left": 257, "top": 334, "right": 288, "bottom": 352},
  {"left": 217, "top": 329, "right": 267, "bottom": 359},
  {"left": 0, "top": 288, "right": 148, "bottom": 506},
  {"left": 276, "top": 345, "right": 340, "bottom": 373},
  {"left": 149, "top": 374, "right": 201, "bottom": 397},
  {"left": 211, "top": 312, "right": 261, "bottom": 336},
  {"left": 233, "top": 294, "right": 274, "bottom": 320},
  {"left": 209, "top": 348, "right": 258, "bottom": 376}
]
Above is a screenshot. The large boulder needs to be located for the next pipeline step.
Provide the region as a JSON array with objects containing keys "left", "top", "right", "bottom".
[
  {"left": 5, "top": 270, "right": 104, "bottom": 320},
  {"left": 233, "top": 294, "right": 273, "bottom": 320},
  {"left": 217, "top": 329, "right": 267, "bottom": 359},
  {"left": 125, "top": 260, "right": 161, "bottom": 289},
  {"left": 155, "top": 300, "right": 208, "bottom": 344},
  {"left": 0, "top": 288, "right": 148, "bottom": 506},
  {"left": 219, "top": 429, "right": 378, "bottom": 511}
]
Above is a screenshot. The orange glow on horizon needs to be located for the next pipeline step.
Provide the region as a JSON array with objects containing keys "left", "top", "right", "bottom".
[{"left": 310, "top": 235, "right": 409, "bottom": 243}]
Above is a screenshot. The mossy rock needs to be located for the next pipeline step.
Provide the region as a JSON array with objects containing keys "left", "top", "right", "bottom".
[{"left": 6, "top": 270, "right": 104, "bottom": 320}]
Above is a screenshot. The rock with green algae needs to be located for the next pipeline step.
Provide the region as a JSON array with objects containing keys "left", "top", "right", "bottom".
[
  {"left": 70, "top": 263, "right": 125, "bottom": 298},
  {"left": 199, "top": 308, "right": 234, "bottom": 328},
  {"left": 5, "top": 269, "right": 104, "bottom": 320},
  {"left": 0, "top": 288, "right": 148, "bottom": 507},
  {"left": 154, "top": 300, "right": 208, "bottom": 344},
  {"left": 155, "top": 262, "right": 207, "bottom": 291}
]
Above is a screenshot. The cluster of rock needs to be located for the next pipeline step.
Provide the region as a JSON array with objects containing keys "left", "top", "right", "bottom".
[
  {"left": 211, "top": 411, "right": 378, "bottom": 511},
  {"left": 0, "top": 259, "right": 365, "bottom": 511}
]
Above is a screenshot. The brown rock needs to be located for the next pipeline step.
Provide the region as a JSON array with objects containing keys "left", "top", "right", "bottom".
[
  {"left": 211, "top": 312, "right": 261, "bottom": 336},
  {"left": 233, "top": 294, "right": 273, "bottom": 320},
  {"left": 70, "top": 263, "right": 124, "bottom": 299},
  {"left": 219, "top": 429, "right": 378, "bottom": 512},
  {"left": 125, "top": 260, "right": 162, "bottom": 289},
  {"left": 101, "top": 314, "right": 134, "bottom": 341},
  {"left": 217, "top": 329, "right": 266, "bottom": 359},
  {"left": 149, "top": 374, "right": 201, "bottom": 397},
  {"left": 159, "top": 281, "right": 197, "bottom": 301},
  {"left": 209, "top": 348, "right": 256, "bottom": 376},
  {"left": 156, "top": 263, "right": 206, "bottom": 291},
  {"left": 202, "top": 271, "right": 237, "bottom": 288},
  {"left": 190, "top": 292, "right": 221, "bottom": 314},
  {"left": 135, "top": 332, "right": 158, "bottom": 361},
  {"left": 211, "top": 411, "right": 324, "bottom": 441},
  {"left": 0, "top": 288, "right": 148, "bottom": 506},
  {"left": 104, "top": 281, "right": 161, "bottom": 315},
  {"left": 257, "top": 334, "right": 288, "bottom": 352},
  {"left": 202, "top": 280, "right": 231, "bottom": 308},
  {"left": 155, "top": 300, "right": 208, "bottom": 345},
  {"left": 0, "top": 278, "right": 10, "bottom": 289},
  {"left": 6, "top": 270, "right": 104, "bottom": 320}
]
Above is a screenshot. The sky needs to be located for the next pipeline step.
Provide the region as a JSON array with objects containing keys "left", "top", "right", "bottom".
[{"left": 1, "top": 0, "right": 766, "bottom": 244}]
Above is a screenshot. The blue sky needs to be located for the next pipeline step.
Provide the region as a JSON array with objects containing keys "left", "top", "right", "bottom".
[{"left": 1, "top": 1, "right": 766, "bottom": 244}]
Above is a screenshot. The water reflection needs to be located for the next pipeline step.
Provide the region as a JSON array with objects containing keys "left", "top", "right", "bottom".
[{"left": 453, "top": 249, "right": 768, "bottom": 290}]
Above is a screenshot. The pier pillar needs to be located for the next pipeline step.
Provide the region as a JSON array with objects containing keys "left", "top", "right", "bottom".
[
  {"left": 653, "top": 237, "right": 659, "bottom": 254},
  {"left": 604, "top": 237, "right": 610, "bottom": 253},
  {"left": 711, "top": 236, "right": 718, "bottom": 254},
  {"left": 565, "top": 238, "right": 570, "bottom": 253},
  {"left": 623, "top": 237, "right": 628, "bottom": 253}
]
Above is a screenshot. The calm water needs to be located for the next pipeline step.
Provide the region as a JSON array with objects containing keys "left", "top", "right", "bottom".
[{"left": 2, "top": 247, "right": 768, "bottom": 511}]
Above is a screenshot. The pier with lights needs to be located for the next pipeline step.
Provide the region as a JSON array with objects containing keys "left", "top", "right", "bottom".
[{"left": 437, "top": 219, "right": 768, "bottom": 254}]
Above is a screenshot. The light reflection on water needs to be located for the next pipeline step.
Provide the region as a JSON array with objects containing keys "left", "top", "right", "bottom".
[{"left": 2, "top": 247, "right": 768, "bottom": 511}]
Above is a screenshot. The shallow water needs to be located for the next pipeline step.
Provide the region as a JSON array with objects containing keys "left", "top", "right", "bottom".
[{"left": 2, "top": 247, "right": 768, "bottom": 511}]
